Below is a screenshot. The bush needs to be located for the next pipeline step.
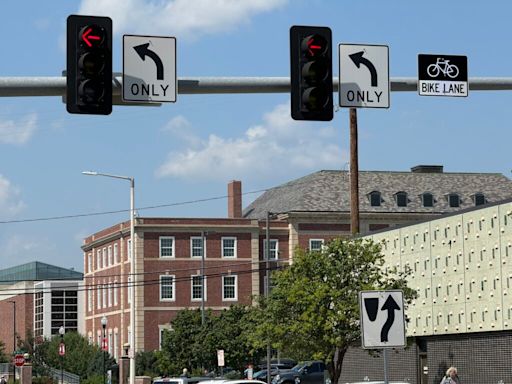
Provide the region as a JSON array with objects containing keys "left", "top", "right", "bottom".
[
  {"left": 32, "top": 377, "right": 54, "bottom": 384},
  {"left": 81, "top": 375, "right": 104, "bottom": 384}
]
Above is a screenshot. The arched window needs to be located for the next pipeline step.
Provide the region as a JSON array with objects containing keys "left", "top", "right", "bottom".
[
  {"left": 422, "top": 192, "right": 434, "bottom": 207},
  {"left": 369, "top": 191, "right": 381, "bottom": 207},
  {"left": 395, "top": 191, "right": 408, "bottom": 207}
]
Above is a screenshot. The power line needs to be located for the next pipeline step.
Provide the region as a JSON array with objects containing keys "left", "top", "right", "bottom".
[
  {"left": 0, "top": 259, "right": 289, "bottom": 296},
  {"left": 0, "top": 188, "right": 271, "bottom": 224}
]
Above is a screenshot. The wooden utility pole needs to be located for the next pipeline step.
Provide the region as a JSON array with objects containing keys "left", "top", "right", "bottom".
[{"left": 350, "top": 108, "right": 359, "bottom": 236}]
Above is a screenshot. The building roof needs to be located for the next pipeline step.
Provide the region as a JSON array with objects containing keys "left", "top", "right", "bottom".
[
  {"left": 243, "top": 167, "right": 512, "bottom": 219},
  {"left": 0, "top": 261, "right": 83, "bottom": 285}
]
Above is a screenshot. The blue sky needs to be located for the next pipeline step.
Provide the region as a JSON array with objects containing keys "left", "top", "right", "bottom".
[{"left": 0, "top": 0, "right": 511, "bottom": 271}]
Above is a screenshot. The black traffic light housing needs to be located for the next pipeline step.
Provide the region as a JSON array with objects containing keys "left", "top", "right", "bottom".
[
  {"left": 67, "top": 15, "right": 112, "bottom": 115},
  {"left": 290, "top": 26, "right": 333, "bottom": 121}
]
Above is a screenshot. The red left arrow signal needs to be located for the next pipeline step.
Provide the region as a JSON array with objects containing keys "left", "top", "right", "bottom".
[
  {"left": 82, "top": 27, "right": 101, "bottom": 47},
  {"left": 307, "top": 38, "right": 322, "bottom": 56}
]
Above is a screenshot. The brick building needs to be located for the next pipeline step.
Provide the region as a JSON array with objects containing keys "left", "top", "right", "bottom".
[{"left": 83, "top": 166, "right": 512, "bottom": 373}]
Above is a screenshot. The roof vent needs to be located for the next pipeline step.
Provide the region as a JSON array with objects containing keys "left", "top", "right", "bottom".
[{"left": 411, "top": 165, "right": 444, "bottom": 173}]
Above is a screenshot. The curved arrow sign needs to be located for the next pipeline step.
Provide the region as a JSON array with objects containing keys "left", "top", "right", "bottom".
[
  {"left": 380, "top": 294, "right": 400, "bottom": 342},
  {"left": 134, "top": 43, "right": 164, "bottom": 80},
  {"left": 349, "top": 51, "right": 378, "bottom": 87}
]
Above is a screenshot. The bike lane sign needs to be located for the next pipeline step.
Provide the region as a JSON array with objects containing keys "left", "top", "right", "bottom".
[{"left": 418, "top": 54, "right": 468, "bottom": 97}]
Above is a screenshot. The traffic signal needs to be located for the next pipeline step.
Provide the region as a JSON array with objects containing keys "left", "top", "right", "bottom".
[
  {"left": 290, "top": 26, "right": 333, "bottom": 121},
  {"left": 67, "top": 15, "right": 112, "bottom": 115}
]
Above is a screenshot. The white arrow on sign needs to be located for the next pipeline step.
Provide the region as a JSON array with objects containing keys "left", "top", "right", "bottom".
[{"left": 359, "top": 290, "right": 406, "bottom": 349}]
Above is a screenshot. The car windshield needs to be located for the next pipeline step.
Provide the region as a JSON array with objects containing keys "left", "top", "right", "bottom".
[{"left": 291, "top": 363, "right": 308, "bottom": 373}]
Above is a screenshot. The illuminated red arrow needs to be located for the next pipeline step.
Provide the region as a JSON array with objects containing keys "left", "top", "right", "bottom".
[
  {"left": 307, "top": 37, "right": 322, "bottom": 56},
  {"left": 82, "top": 27, "right": 101, "bottom": 47}
]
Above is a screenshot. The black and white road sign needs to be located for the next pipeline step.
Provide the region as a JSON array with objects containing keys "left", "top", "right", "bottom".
[
  {"left": 123, "top": 35, "right": 177, "bottom": 103},
  {"left": 418, "top": 54, "right": 468, "bottom": 97},
  {"left": 359, "top": 290, "right": 406, "bottom": 349},
  {"left": 339, "top": 44, "right": 390, "bottom": 108}
]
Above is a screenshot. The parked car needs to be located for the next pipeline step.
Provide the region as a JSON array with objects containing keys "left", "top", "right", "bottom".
[
  {"left": 271, "top": 361, "right": 329, "bottom": 384},
  {"left": 153, "top": 377, "right": 212, "bottom": 384},
  {"left": 198, "top": 380, "right": 267, "bottom": 384}
]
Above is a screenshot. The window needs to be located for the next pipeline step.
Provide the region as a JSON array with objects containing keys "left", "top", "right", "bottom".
[
  {"left": 395, "top": 191, "right": 407, "bottom": 207},
  {"left": 309, "top": 239, "right": 324, "bottom": 251},
  {"left": 113, "top": 281, "right": 118, "bottom": 306},
  {"left": 127, "top": 239, "right": 132, "bottom": 260},
  {"left": 222, "top": 237, "right": 237, "bottom": 258},
  {"left": 190, "top": 237, "right": 204, "bottom": 258},
  {"left": 102, "top": 284, "right": 107, "bottom": 308},
  {"left": 108, "top": 330, "right": 113, "bottom": 355},
  {"left": 114, "top": 331, "right": 118, "bottom": 360},
  {"left": 191, "top": 275, "right": 205, "bottom": 301},
  {"left": 160, "top": 275, "right": 175, "bottom": 301},
  {"left": 97, "top": 287, "right": 101, "bottom": 309},
  {"left": 108, "top": 283, "right": 112, "bottom": 307},
  {"left": 103, "top": 247, "right": 107, "bottom": 267},
  {"left": 264, "top": 239, "right": 279, "bottom": 260},
  {"left": 222, "top": 275, "right": 237, "bottom": 301},
  {"left": 159, "top": 237, "right": 175, "bottom": 258},
  {"left": 422, "top": 192, "right": 434, "bottom": 207},
  {"left": 448, "top": 193, "right": 460, "bottom": 208},
  {"left": 369, "top": 191, "right": 381, "bottom": 207},
  {"left": 108, "top": 246, "right": 113, "bottom": 266},
  {"left": 88, "top": 287, "right": 92, "bottom": 312},
  {"left": 114, "top": 243, "right": 119, "bottom": 264},
  {"left": 474, "top": 193, "right": 486, "bottom": 206},
  {"left": 97, "top": 250, "right": 101, "bottom": 269},
  {"left": 127, "top": 276, "right": 132, "bottom": 304},
  {"left": 88, "top": 254, "right": 92, "bottom": 273}
]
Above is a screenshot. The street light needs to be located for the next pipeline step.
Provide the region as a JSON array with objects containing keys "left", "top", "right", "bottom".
[
  {"left": 59, "top": 326, "right": 65, "bottom": 384},
  {"left": 82, "top": 171, "right": 136, "bottom": 384},
  {"left": 101, "top": 316, "right": 108, "bottom": 384},
  {"left": 8, "top": 301, "right": 15, "bottom": 383}
]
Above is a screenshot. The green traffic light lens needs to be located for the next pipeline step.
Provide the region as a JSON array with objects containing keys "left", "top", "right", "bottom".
[
  {"left": 302, "top": 86, "right": 330, "bottom": 111},
  {"left": 78, "top": 79, "right": 105, "bottom": 104}
]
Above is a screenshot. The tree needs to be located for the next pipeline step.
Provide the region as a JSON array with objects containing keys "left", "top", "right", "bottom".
[
  {"left": 249, "top": 238, "right": 417, "bottom": 384},
  {"left": 0, "top": 339, "right": 8, "bottom": 363},
  {"left": 156, "top": 307, "right": 265, "bottom": 376}
]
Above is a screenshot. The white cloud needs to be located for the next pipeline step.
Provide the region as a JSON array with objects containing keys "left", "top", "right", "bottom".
[
  {"left": 155, "top": 102, "right": 347, "bottom": 181},
  {"left": 78, "top": 0, "right": 287, "bottom": 38},
  {"left": 0, "top": 174, "right": 25, "bottom": 216},
  {"left": 0, "top": 113, "right": 37, "bottom": 145},
  {"left": 1, "top": 234, "right": 56, "bottom": 267}
]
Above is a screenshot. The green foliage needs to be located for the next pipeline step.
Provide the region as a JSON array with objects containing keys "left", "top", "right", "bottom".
[
  {"left": 135, "top": 351, "right": 159, "bottom": 377},
  {"left": 249, "top": 238, "right": 417, "bottom": 384},
  {"left": 155, "top": 307, "right": 265, "bottom": 376},
  {"left": 24, "top": 331, "right": 115, "bottom": 381},
  {"left": 0, "top": 339, "right": 8, "bottom": 363}
]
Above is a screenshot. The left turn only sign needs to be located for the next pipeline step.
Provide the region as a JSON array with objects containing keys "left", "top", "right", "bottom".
[{"left": 123, "top": 35, "right": 177, "bottom": 103}]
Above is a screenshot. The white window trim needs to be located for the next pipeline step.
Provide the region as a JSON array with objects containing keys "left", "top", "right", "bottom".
[
  {"left": 108, "top": 246, "right": 113, "bottom": 266},
  {"left": 158, "top": 325, "right": 172, "bottom": 350},
  {"left": 309, "top": 238, "right": 325, "bottom": 251},
  {"left": 88, "top": 287, "right": 92, "bottom": 312},
  {"left": 160, "top": 275, "right": 176, "bottom": 301},
  {"left": 265, "top": 239, "right": 279, "bottom": 260},
  {"left": 127, "top": 239, "right": 132, "bottom": 260},
  {"left": 97, "top": 250, "right": 101, "bottom": 269},
  {"left": 88, "top": 253, "right": 92, "bottom": 273},
  {"left": 127, "top": 276, "right": 132, "bottom": 304},
  {"left": 190, "top": 236, "right": 204, "bottom": 258},
  {"left": 191, "top": 275, "right": 207, "bottom": 301},
  {"left": 108, "top": 283, "right": 112, "bottom": 307},
  {"left": 222, "top": 237, "right": 237, "bottom": 258},
  {"left": 159, "top": 236, "right": 175, "bottom": 258},
  {"left": 114, "top": 243, "right": 119, "bottom": 264},
  {"left": 222, "top": 275, "right": 238, "bottom": 301},
  {"left": 103, "top": 247, "right": 107, "bottom": 267},
  {"left": 113, "top": 281, "right": 118, "bottom": 306},
  {"left": 97, "top": 287, "right": 101, "bottom": 309},
  {"left": 102, "top": 284, "right": 107, "bottom": 308}
]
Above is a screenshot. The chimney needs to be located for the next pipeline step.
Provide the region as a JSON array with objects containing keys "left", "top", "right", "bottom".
[
  {"left": 411, "top": 165, "right": 444, "bottom": 173},
  {"left": 228, "top": 180, "right": 242, "bottom": 218}
]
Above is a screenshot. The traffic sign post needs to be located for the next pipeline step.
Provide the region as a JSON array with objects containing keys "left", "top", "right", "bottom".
[
  {"left": 418, "top": 53, "right": 468, "bottom": 97},
  {"left": 359, "top": 290, "right": 406, "bottom": 349},
  {"left": 339, "top": 44, "right": 390, "bottom": 108},
  {"left": 123, "top": 35, "right": 177, "bottom": 103}
]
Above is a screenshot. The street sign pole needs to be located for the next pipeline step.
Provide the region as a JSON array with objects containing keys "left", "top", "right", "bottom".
[{"left": 350, "top": 108, "right": 359, "bottom": 236}]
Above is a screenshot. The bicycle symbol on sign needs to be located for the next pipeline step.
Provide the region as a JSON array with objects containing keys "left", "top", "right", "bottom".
[{"left": 427, "top": 58, "right": 459, "bottom": 79}]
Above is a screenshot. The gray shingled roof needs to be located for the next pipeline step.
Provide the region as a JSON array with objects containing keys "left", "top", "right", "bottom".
[{"left": 243, "top": 168, "right": 512, "bottom": 219}]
